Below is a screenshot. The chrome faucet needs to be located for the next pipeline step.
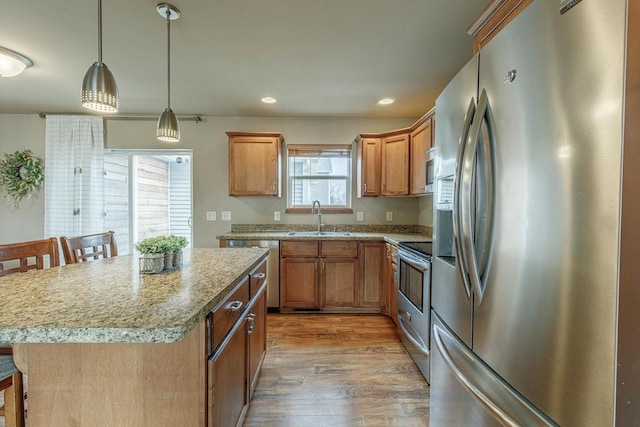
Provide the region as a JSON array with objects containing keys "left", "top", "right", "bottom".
[{"left": 311, "top": 200, "right": 323, "bottom": 234}]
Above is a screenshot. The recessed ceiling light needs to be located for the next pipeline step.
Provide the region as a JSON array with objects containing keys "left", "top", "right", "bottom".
[
  {"left": 262, "top": 97, "right": 277, "bottom": 104},
  {"left": 378, "top": 98, "right": 394, "bottom": 105}
]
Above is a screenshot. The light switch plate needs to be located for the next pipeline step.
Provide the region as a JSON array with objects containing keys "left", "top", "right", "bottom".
[
  {"left": 274, "top": 211, "right": 281, "bottom": 221},
  {"left": 357, "top": 211, "right": 364, "bottom": 222},
  {"left": 221, "top": 211, "right": 231, "bottom": 221},
  {"left": 206, "top": 211, "right": 216, "bottom": 221},
  {"left": 386, "top": 211, "right": 393, "bottom": 221}
]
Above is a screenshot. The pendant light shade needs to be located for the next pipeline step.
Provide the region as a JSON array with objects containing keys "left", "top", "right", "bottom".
[
  {"left": 157, "top": 107, "right": 180, "bottom": 141},
  {"left": 156, "top": 3, "right": 181, "bottom": 142},
  {"left": 82, "top": 0, "right": 119, "bottom": 113}
]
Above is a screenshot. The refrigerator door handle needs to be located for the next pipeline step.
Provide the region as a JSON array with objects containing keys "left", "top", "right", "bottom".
[
  {"left": 433, "top": 321, "right": 559, "bottom": 427},
  {"left": 453, "top": 97, "right": 476, "bottom": 299},
  {"left": 461, "top": 88, "right": 495, "bottom": 305}
]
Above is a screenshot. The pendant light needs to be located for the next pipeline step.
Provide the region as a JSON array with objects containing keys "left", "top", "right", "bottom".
[
  {"left": 156, "top": 3, "right": 181, "bottom": 142},
  {"left": 82, "top": 0, "right": 119, "bottom": 112}
]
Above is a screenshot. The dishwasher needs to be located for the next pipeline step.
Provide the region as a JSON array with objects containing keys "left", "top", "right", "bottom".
[{"left": 224, "top": 240, "right": 280, "bottom": 310}]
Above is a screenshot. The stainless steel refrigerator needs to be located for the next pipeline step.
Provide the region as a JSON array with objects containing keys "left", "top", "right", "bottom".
[{"left": 430, "top": 0, "right": 640, "bottom": 425}]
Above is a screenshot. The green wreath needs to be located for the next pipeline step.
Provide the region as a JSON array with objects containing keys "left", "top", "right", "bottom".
[{"left": 0, "top": 149, "right": 45, "bottom": 207}]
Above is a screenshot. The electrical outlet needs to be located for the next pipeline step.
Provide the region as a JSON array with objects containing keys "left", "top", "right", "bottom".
[
  {"left": 386, "top": 211, "right": 393, "bottom": 221},
  {"left": 221, "top": 211, "right": 232, "bottom": 221},
  {"left": 357, "top": 211, "right": 364, "bottom": 222},
  {"left": 274, "top": 211, "right": 281, "bottom": 221},
  {"left": 206, "top": 211, "right": 216, "bottom": 221}
]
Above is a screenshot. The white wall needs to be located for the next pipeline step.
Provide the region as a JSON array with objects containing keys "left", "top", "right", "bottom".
[
  {"left": 0, "top": 114, "right": 434, "bottom": 247},
  {"left": 0, "top": 115, "right": 46, "bottom": 243}
]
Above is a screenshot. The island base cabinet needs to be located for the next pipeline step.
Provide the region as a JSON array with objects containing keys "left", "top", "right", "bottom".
[
  {"left": 248, "top": 289, "right": 267, "bottom": 399},
  {"left": 12, "top": 319, "right": 207, "bottom": 427},
  {"left": 208, "top": 317, "right": 248, "bottom": 427}
]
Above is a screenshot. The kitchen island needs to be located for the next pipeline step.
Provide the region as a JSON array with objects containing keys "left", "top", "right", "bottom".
[{"left": 0, "top": 248, "right": 269, "bottom": 426}]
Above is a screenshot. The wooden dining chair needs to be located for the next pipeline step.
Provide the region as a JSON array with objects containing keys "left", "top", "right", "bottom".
[
  {"left": 0, "top": 357, "right": 25, "bottom": 427},
  {"left": 60, "top": 231, "right": 118, "bottom": 264},
  {"left": 0, "top": 238, "right": 58, "bottom": 427},
  {"left": 0, "top": 237, "right": 60, "bottom": 277}
]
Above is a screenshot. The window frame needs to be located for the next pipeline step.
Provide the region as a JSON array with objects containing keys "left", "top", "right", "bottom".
[{"left": 285, "top": 144, "right": 353, "bottom": 214}]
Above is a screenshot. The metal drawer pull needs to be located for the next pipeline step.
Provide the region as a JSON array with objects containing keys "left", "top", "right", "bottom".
[
  {"left": 247, "top": 313, "right": 256, "bottom": 334},
  {"left": 252, "top": 273, "right": 266, "bottom": 280},
  {"left": 227, "top": 300, "right": 244, "bottom": 311}
]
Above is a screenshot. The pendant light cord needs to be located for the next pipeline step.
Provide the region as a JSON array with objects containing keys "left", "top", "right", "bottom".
[
  {"left": 166, "top": 10, "right": 171, "bottom": 109},
  {"left": 97, "top": 0, "right": 103, "bottom": 63}
]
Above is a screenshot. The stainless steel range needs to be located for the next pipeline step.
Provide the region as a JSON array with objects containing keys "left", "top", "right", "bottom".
[{"left": 396, "top": 241, "right": 432, "bottom": 383}]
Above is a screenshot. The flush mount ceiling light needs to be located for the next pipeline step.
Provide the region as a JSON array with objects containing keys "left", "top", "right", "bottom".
[
  {"left": 0, "top": 46, "right": 33, "bottom": 77},
  {"left": 81, "top": 0, "right": 119, "bottom": 112},
  {"left": 261, "top": 97, "right": 277, "bottom": 104},
  {"left": 156, "top": 3, "right": 181, "bottom": 142},
  {"left": 377, "top": 98, "right": 395, "bottom": 105}
]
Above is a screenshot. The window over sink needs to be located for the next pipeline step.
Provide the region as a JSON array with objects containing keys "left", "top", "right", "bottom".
[{"left": 286, "top": 144, "right": 352, "bottom": 213}]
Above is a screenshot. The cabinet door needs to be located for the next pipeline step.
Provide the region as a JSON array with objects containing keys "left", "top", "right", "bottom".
[
  {"left": 322, "top": 258, "right": 358, "bottom": 308},
  {"left": 381, "top": 133, "right": 410, "bottom": 196},
  {"left": 247, "top": 288, "right": 267, "bottom": 399},
  {"left": 208, "top": 318, "right": 248, "bottom": 427},
  {"left": 228, "top": 132, "right": 282, "bottom": 196},
  {"left": 280, "top": 257, "right": 320, "bottom": 308},
  {"left": 357, "top": 137, "right": 381, "bottom": 197},
  {"left": 359, "top": 242, "right": 385, "bottom": 308},
  {"left": 410, "top": 117, "right": 433, "bottom": 195},
  {"left": 384, "top": 243, "right": 399, "bottom": 325},
  {"left": 383, "top": 244, "right": 393, "bottom": 316}
]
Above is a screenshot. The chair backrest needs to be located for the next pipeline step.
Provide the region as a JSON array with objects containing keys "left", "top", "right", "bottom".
[
  {"left": 60, "top": 231, "right": 118, "bottom": 264},
  {"left": 0, "top": 237, "right": 60, "bottom": 276}
]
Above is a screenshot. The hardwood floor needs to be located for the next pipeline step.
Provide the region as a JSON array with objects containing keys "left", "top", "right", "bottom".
[{"left": 243, "top": 313, "right": 430, "bottom": 427}]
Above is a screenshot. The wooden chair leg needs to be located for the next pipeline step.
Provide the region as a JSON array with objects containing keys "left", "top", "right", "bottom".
[{"left": 3, "top": 372, "right": 25, "bottom": 427}]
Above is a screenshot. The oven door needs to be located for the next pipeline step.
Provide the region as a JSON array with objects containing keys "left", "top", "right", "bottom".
[{"left": 397, "top": 249, "right": 431, "bottom": 382}]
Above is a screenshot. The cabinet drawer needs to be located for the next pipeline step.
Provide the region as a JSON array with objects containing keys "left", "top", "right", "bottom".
[
  {"left": 210, "top": 276, "right": 249, "bottom": 352},
  {"left": 321, "top": 241, "right": 358, "bottom": 258},
  {"left": 281, "top": 240, "right": 319, "bottom": 257},
  {"left": 249, "top": 258, "right": 267, "bottom": 296}
]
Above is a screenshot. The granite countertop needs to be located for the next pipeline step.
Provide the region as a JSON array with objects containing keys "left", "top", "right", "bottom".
[
  {"left": 216, "top": 231, "right": 432, "bottom": 245},
  {"left": 0, "top": 248, "right": 268, "bottom": 344}
]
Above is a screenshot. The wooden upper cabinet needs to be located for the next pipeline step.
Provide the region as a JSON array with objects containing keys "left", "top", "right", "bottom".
[
  {"left": 410, "top": 114, "right": 434, "bottom": 195},
  {"left": 381, "top": 131, "right": 410, "bottom": 196},
  {"left": 227, "top": 132, "right": 283, "bottom": 197},
  {"left": 468, "top": 0, "right": 534, "bottom": 53},
  {"left": 356, "top": 136, "right": 381, "bottom": 197}
]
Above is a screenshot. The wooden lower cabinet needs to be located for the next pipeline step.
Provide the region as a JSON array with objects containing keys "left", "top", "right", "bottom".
[
  {"left": 248, "top": 289, "right": 267, "bottom": 399},
  {"left": 322, "top": 258, "right": 358, "bottom": 308},
  {"left": 280, "top": 257, "right": 320, "bottom": 309},
  {"left": 359, "top": 242, "right": 385, "bottom": 309},
  {"left": 280, "top": 240, "right": 384, "bottom": 312},
  {"left": 208, "top": 317, "right": 248, "bottom": 427},
  {"left": 208, "top": 260, "right": 269, "bottom": 427},
  {"left": 209, "top": 284, "right": 268, "bottom": 427},
  {"left": 384, "top": 243, "right": 399, "bottom": 325}
]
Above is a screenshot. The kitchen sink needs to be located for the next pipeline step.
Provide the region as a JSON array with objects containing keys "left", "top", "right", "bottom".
[{"left": 285, "top": 231, "right": 353, "bottom": 236}]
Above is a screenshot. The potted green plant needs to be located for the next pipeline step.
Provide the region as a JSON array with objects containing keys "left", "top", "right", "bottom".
[
  {"left": 135, "top": 236, "right": 166, "bottom": 273},
  {"left": 167, "top": 235, "right": 188, "bottom": 267}
]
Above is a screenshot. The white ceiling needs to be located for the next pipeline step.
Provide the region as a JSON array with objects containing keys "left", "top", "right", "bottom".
[{"left": 0, "top": 0, "right": 487, "bottom": 118}]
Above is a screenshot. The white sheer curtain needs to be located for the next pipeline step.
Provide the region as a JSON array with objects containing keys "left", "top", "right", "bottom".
[{"left": 44, "top": 116, "right": 105, "bottom": 240}]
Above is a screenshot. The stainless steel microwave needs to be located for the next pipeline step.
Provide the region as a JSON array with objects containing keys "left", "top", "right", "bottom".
[{"left": 425, "top": 147, "right": 437, "bottom": 194}]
